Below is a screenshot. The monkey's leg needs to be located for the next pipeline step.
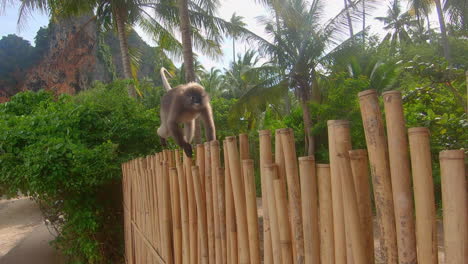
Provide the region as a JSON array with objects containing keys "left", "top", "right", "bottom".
[
  {"left": 169, "top": 121, "right": 192, "bottom": 157},
  {"left": 200, "top": 105, "right": 216, "bottom": 141},
  {"left": 184, "top": 120, "right": 195, "bottom": 143}
]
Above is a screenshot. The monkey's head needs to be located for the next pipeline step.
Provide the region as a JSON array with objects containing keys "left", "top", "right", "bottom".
[{"left": 184, "top": 84, "right": 209, "bottom": 111}]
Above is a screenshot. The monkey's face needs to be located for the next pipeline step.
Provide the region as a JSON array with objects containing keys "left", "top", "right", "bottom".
[{"left": 185, "top": 90, "right": 208, "bottom": 110}]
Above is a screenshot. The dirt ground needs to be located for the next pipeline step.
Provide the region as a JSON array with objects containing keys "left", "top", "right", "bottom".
[{"left": 0, "top": 197, "right": 64, "bottom": 264}]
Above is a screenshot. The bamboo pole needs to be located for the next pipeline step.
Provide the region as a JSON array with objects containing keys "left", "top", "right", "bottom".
[
  {"left": 192, "top": 166, "right": 209, "bottom": 264},
  {"left": 176, "top": 152, "right": 190, "bottom": 264},
  {"left": 408, "top": 127, "right": 438, "bottom": 264},
  {"left": 223, "top": 140, "right": 238, "bottom": 264},
  {"left": 273, "top": 172, "right": 294, "bottom": 264},
  {"left": 226, "top": 136, "right": 251, "bottom": 264},
  {"left": 439, "top": 150, "right": 467, "bottom": 264},
  {"left": 242, "top": 160, "right": 261, "bottom": 264},
  {"left": 298, "top": 156, "right": 320, "bottom": 264},
  {"left": 210, "top": 140, "right": 223, "bottom": 263},
  {"left": 259, "top": 130, "right": 274, "bottom": 264},
  {"left": 331, "top": 121, "right": 368, "bottom": 264},
  {"left": 196, "top": 144, "right": 205, "bottom": 194},
  {"left": 275, "top": 129, "right": 287, "bottom": 190},
  {"left": 264, "top": 163, "right": 283, "bottom": 264},
  {"left": 162, "top": 161, "right": 174, "bottom": 263},
  {"left": 327, "top": 121, "right": 347, "bottom": 264},
  {"left": 170, "top": 167, "right": 182, "bottom": 264},
  {"left": 184, "top": 154, "right": 198, "bottom": 264},
  {"left": 204, "top": 142, "right": 215, "bottom": 264},
  {"left": 239, "top": 133, "right": 250, "bottom": 160},
  {"left": 217, "top": 167, "right": 227, "bottom": 264},
  {"left": 348, "top": 150, "right": 374, "bottom": 264},
  {"left": 278, "top": 128, "right": 305, "bottom": 264},
  {"left": 358, "top": 89, "right": 398, "bottom": 264},
  {"left": 317, "top": 164, "right": 334, "bottom": 264},
  {"left": 383, "top": 90, "right": 418, "bottom": 264}
]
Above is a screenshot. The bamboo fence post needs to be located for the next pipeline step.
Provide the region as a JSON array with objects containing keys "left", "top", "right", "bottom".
[
  {"left": 298, "top": 156, "right": 320, "bottom": 264},
  {"left": 273, "top": 171, "right": 294, "bottom": 264},
  {"left": 210, "top": 140, "right": 223, "bottom": 263},
  {"left": 156, "top": 157, "right": 166, "bottom": 258},
  {"left": 204, "top": 142, "right": 215, "bottom": 264},
  {"left": 331, "top": 121, "right": 368, "bottom": 264},
  {"left": 275, "top": 129, "right": 287, "bottom": 190},
  {"left": 327, "top": 121, "right": 347, "bottom": 264},
  {"left": 226, "top": 136, "right": 251, "bottom": 264},
  {"left": 184, "top": 154, "right": 198, "bottom": 264},
  {"left": 192, "top": 166, "right": 209, "bottom": 264},
  {"left": 264, "top": 164, "right": 284, "bottom": 264},
  {"left": 348, "top": 150, "right": 375, "bottom": 264},
  {"left": 317, "top": 164, "right": 335, "bottom": 264},
  {"left": 408, "top": 127, "right": 438, "bottom": 264},
  {"left": 278, "top": 128, "right": 305, "bottom": 264},
  {"left": 176, "top": 151, "right": 190, "bottom": 264},
  {"left": 170, "top": 167, "right": 182, "bottom": 264},
  {"left": 358, "top": 89, "right": 398, "bottom": 264},
  {"left": 242, "top": 160, "right": 261, "bottom": 264},
  {"left": 439, "top": 150, "right": 467, "bottom": 264},
  {"left": 217, "top": 167, "right": 227, "bottom": 264},
  {"left": 239, "top": 133, "right": 250, "bottom": 161},
  {"left": 259, "top": 130, "right": 274, "bottom": 264},
  {"left": 196, "top": 144, "right": 206, "bottom": 195},
  {"left": 162, "top": 161, "right": 174, "bottom": 263},
  {"left": 383, "top": 91, "right": 418, "bottom": 264},
  {"left": 223, "top": 140, "right": 238, "bottom": 264},
  {"left": 196, "top": 144, "right": 207, "bottom": 263}
]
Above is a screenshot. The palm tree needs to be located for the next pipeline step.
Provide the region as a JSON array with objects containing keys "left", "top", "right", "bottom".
[
  {"left": 253, "top": 0, "right": 368, "bottom": 155},
  {"left": 375, "top": 0, "right": 415, "bottom": 51},
  {"left": 407, "top": 0, "right": 432, "bottom": 31},
  {"left": 200, "top": 67, "right": 226, "bottom": 97},
  {"left": 434, "top": 0, "right": 450, "bottom": 60},
  {"left": 230, "top": 13, "right": 246, "bottom": 62},
  {"left": 224, "top": 50, "right": 286, "bottom": 130},
  {"left": 444, "top": 0, "right": 467, "bottom": 30}
]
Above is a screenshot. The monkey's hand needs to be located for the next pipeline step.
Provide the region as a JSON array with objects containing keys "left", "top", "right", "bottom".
[{"left": 182, "top": 142, "right": 193, "bottom": 157}]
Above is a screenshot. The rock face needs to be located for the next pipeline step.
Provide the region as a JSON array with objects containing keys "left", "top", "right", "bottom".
[
  {"left": 0, "top": 15, "right": 157, "bottom": 102},
  {"left": 20, "top": 15, "right": 108, "bottom": 96}
]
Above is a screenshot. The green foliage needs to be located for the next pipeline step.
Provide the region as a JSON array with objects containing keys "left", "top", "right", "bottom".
[
  {"left": 0, "top": 81, "right": 160, "bottom": 263},
  {"left": 310, "top": 74, "right": 369, "bottom": 162}
]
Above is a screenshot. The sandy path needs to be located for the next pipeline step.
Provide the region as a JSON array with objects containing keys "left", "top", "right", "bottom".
[{"left": 0, "top": 197, "right": 64, "bottom": 264}]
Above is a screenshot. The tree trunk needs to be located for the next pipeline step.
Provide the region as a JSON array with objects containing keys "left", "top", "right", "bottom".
[
  {"left": 114, "top": 9, "right": 135, "bottom": 97},
  {"left": 300, "top": 99, "right": 314, "bottom": 156},
  {"left": 362, "top": 0, "right": 366, "bottom": 45},
  {"left": 345, "top": 0, "right": 354, "bottom": 38},
  {"left": 434, "top": 0, "right": 450, "bottom": 61},
  {"left": 233, "top": 38, "right": 236, "bottom": 62},
  {"left": 178, "top": 0, "right": 202, "bottom": 143}
]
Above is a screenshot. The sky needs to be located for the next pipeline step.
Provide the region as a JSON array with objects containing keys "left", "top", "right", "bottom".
[{"left": 0, "top": 0, "right": 438, "bottom": 69}]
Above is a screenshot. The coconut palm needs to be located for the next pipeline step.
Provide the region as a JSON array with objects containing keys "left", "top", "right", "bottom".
[
  {"left": 407, "top": 0, "right": 432, "bottom": 31},
  {"left": 375, "top": 0, "right": 415, "bottom": 51},
  {"left": 229, "top": 13, "right": 246, "bottom": 62},
  {"left": 251, "top": 0, "right": 369, "bottom": 155},
  {"left": 444, "top": 0, "right": 468, "bottom": 30}
]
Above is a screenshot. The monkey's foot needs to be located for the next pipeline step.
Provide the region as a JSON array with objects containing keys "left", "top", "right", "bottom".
[
  {"left": 182, "top": 143, "right": 193, "bottom": 157},
  {"left": 160, "top": 137, "right": 168, "bottom": 147}
]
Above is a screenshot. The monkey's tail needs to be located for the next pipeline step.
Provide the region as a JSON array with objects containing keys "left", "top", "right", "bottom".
[{"left": 160, "top": 67, "right": 173, "bottom": 91}]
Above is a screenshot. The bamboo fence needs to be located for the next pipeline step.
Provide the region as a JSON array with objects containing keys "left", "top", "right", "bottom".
[{"left": 121, "top": 89, "right": 467, "bottom": 264}]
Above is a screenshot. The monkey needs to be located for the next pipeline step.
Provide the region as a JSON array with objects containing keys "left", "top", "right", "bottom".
[{"left": 157, "top": 67, "right": 216, "bottom": 157}]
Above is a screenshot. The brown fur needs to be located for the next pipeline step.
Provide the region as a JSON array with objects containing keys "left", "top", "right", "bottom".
[{"left": 158, "top": 69, "right": 216, "bottom": 156}]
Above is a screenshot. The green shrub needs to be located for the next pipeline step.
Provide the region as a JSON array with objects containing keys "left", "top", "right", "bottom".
[{"left": 0, "top": 80, "right": 161, "bottom": 263}]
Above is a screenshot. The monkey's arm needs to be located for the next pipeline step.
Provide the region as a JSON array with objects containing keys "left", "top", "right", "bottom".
[
  {"left": 168, "top": 120, "right": 192, "bottom": 156},
  {"left": 201, "top": 104, "right": 216, "bottom": 141},
  {"left": 184, "top": 120, "right": 195, "bottom": 143}
]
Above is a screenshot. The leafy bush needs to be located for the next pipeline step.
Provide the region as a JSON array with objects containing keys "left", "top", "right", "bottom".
[{"left": 0, "top": 80, "right": 160, "bottom": 263}]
